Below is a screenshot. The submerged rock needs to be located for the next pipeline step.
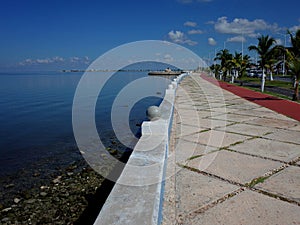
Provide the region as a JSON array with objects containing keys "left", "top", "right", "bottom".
[{"left": 13, "top": 198, "right": 21, "bottom": 204}]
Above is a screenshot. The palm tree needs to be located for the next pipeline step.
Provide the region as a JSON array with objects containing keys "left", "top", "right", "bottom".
[
  {"left": 288, "top": 29, "right": 300, "bottom": 58},
  {"left": 231, "top": 52, "right": 243, "bottom": 83},
  {"left": 248, "top": 35, "right": 279, "bottom": 92},
  {"left": 240, "top": 54, "right": 251, "bottom": 78},
  {"left": 289, "top": 58, "right": 300, "bottom": 101},
  {"left": 287, "top": 29, "right": 300, "bottom": 100},
  {"left": 265, "top": 58, "right": 277, "bottom": 81},
  {"left": 210, "top": 63, "right": 222, "bottom": 79},
  {"left": 214, "top": 49, "right": 232, "bottom": 81}
]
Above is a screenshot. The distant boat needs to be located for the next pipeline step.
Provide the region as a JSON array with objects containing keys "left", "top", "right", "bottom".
[{"left": 148, "top": 68, "right": 183, "bottom": 76}]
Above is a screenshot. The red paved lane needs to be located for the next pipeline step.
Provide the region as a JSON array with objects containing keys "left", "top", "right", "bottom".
[{"left": 201, "top": 73, "right": 300, "bottom": 122}]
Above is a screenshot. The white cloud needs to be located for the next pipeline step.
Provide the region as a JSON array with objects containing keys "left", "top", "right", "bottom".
[
  {"left": 214, "top": 17, "right": 279, "bottom": 37},
  {"left": 186, "top": 40, "right": 198, "bottom": 46},
  {"left": 168, "top": 30, "right": 198, "bottom": 46},
  {"left": 53, "top": 56, "right": 64, "bottom": 62},
  {"left": 70, "top": 57, "right": 80, "bottom": 63},
  {"left": 19, "top": 56, "right": 66, "bottom": 65},
  {"left": 227, "top": 35, "right": 247, "bottom": 43},
  {"left": 19, "top": 56, "right": 90, "bottom": 66},
  {"left": 70, "top": 56, "right": 91, "bottom": 64},
  {"left": 188, "top": 29, "right": 204, "bottom": 34},
  {"left": 20, "top": 59, "right": 34, "bottom": 65},
  {"left": 184, "top": 21, "right": 197, "bottom": 27},
  {"left": 208, "top": 37, "right": 217, "bottom": 46},
  {"left": 168, "top": 30, "right": 184, "bottom": 42},
  {"left": 289, "top": 24, "right": 300, "bottom": 33}
]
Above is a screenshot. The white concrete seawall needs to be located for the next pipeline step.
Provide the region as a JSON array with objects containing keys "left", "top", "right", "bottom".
[{"left": 94, "top": 73, "right": 189, "bottom": 225}]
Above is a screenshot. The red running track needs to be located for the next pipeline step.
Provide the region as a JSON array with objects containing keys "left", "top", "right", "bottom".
[{"left": 200, "top": 73, "right": 300, "bottom": 122}]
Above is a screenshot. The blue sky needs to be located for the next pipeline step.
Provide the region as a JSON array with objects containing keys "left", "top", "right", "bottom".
[{"left": 1, "top": 0, "right": 300, "bottom": 71}]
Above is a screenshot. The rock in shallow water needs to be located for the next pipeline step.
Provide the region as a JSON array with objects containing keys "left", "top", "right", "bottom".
[{"left": 13, "top": 198, "right": 21, "bottom": 204}]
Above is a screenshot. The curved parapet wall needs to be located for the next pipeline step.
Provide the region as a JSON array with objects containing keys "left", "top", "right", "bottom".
[{"left": 94, "top": 72, "right": 189, "bottom": 225}]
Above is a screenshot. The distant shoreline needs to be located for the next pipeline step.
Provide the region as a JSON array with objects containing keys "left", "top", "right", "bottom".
[{"left": 61, "top": 68, "right": 183, "bottom": 73}]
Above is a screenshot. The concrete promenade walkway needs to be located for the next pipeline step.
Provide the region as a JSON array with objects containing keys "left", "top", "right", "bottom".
[{"left": 162, "top": 73, "right": 300, "bottom": 225}]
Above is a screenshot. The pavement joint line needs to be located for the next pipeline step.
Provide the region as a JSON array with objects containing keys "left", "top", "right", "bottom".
[
  {"left": 259, "top": 136, "right": 300, "bottom": 146},
  {"left": 252, "top": 187, "right": 300, "bottom": 207},
  {"left": 289, "top": 156, "right": 300, "bottom": 166},
  {"left": 214, "top": 128, "right": 263, "bottom": 139},
  {"left": 243, "top": 121, "right": 278, "bottom": 128},
  {"left": 185, "top": 149, "right": 223, "bottom": 161},
  {"left": 222, "top": 148, "right": 297, "bottom": 165},
  {"left": 217, "top": 138, "right": 252, "bottom": 150},
  {"left": 178, "top": 159, "right": 298, "bottom": 205},
  {"left": 244, "top": 163, "right": 288, "bottom": 188},
  {"left": 182, "top": 188, "right": 246, "bottom": 222},
  {"left": 217, "top": 127, "right": 297, "bottom": 141},
  {"left": 178, "top": 163, "right": 244, "bottom": 188},
  {"left": 180, "top": 133, "right": 254, "bottom": 150},
  {"left": 174, "top": 128, "right": 212, "bottom": 139},
  {"left": 243, "top": 120, "right": 299, "bottom": 129},
  {"left": 179, "top": 138, "right": 224, "bottom": 149},
  {"left": 226, "top": 111, "right": 264, "bottom": 118},
  {"left": 226, "top": 110, "right": 294, "bottom": 120},
  {"left": 175, "top": 122, "right": 202, "bottom": 128},
  {"left": 186, "top": 154, "right": 204, "bottom": 161}
]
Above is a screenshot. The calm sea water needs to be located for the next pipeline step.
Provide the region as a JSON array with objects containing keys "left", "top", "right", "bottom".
[{"left": 0, "top": 69, "right": 171, "bottom": 179}]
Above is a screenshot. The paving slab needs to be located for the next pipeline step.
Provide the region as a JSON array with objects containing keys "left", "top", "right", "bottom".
[
  {"left": 174, "top": 139, "right": 217, "bottom": 164},
  {"left": 175, "top": 168, "right": 239, "bottom": 222},
  {"left": 176, "top": 114, "right": 200, "bottom": 126},
  {"left": 205, "top": 102, "right": 227, "bottom": 109},
  {"left": 246, "top": 117, "right": 299, "bottom": 129},
  {"left": 263, "top": 129, "right": 300, "bottom": 145},
  {"left": 197, "top": 110, "right": 225, "bottom": 119},
  {"left": 288, "top": 124, "right": 300, "bottom": 131},
  {"left": 227, "top": 108, "right": 276, "bottom": 118},
  {"left": 229, "top": 137, "right": 300, "bottom": 162},
  {"left": 182, "top": 130, "right": 250, "bottom": 148},
  {"left": 208, "top": 107, "right": 229, "bottom": 113},
  {"left": 225, "top": 98, "right": 252, "bottom": 105},
  {"left": 196, "top": 117, "right": 229, "bottom": 130},
  {"left": 187, "top": 150, "right": 282, "bottom": 184},
  {"left": 193, "top": 104, "right": 217, "bottom": 111},
  {"left": 174, "top": 124, "right": 203, "bottom": 138},
  {"left": 209, "top": 113, "right": 258, "bottom": 123},
  {"left": 187, "top": 190, "right": 300, "bottom": 225},
  {"left": 256, "top": 166, "right": 300, "bottom": 203},
  {"left": 262, "top": 112, "right": 300, "bottom": 121},
  {"left": 218, "top": 123, "right": 275, "bottom": 137},
  {"left": 225, "top": 103, "right": 261, "bottom": 110}
]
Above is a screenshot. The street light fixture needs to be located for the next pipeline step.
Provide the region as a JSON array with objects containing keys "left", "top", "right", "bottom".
[{"left": 277, "top": 32, "right": 288, "bottom": 76}]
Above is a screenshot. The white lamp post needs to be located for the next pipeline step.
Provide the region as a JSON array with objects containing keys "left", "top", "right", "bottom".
[{"left": 277, "top": 32, "right": 288, "bottom": 76}]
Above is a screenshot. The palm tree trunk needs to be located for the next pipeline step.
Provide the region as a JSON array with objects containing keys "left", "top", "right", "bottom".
[
  {"left": 293, "top": 79, "right": 299, "bottom": 101},
  {"left": 261, "top": 68, "right": 265, "bottom": 92},
  {"left": 270, "top": 71, "right": 273, "bottom": 81}
]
